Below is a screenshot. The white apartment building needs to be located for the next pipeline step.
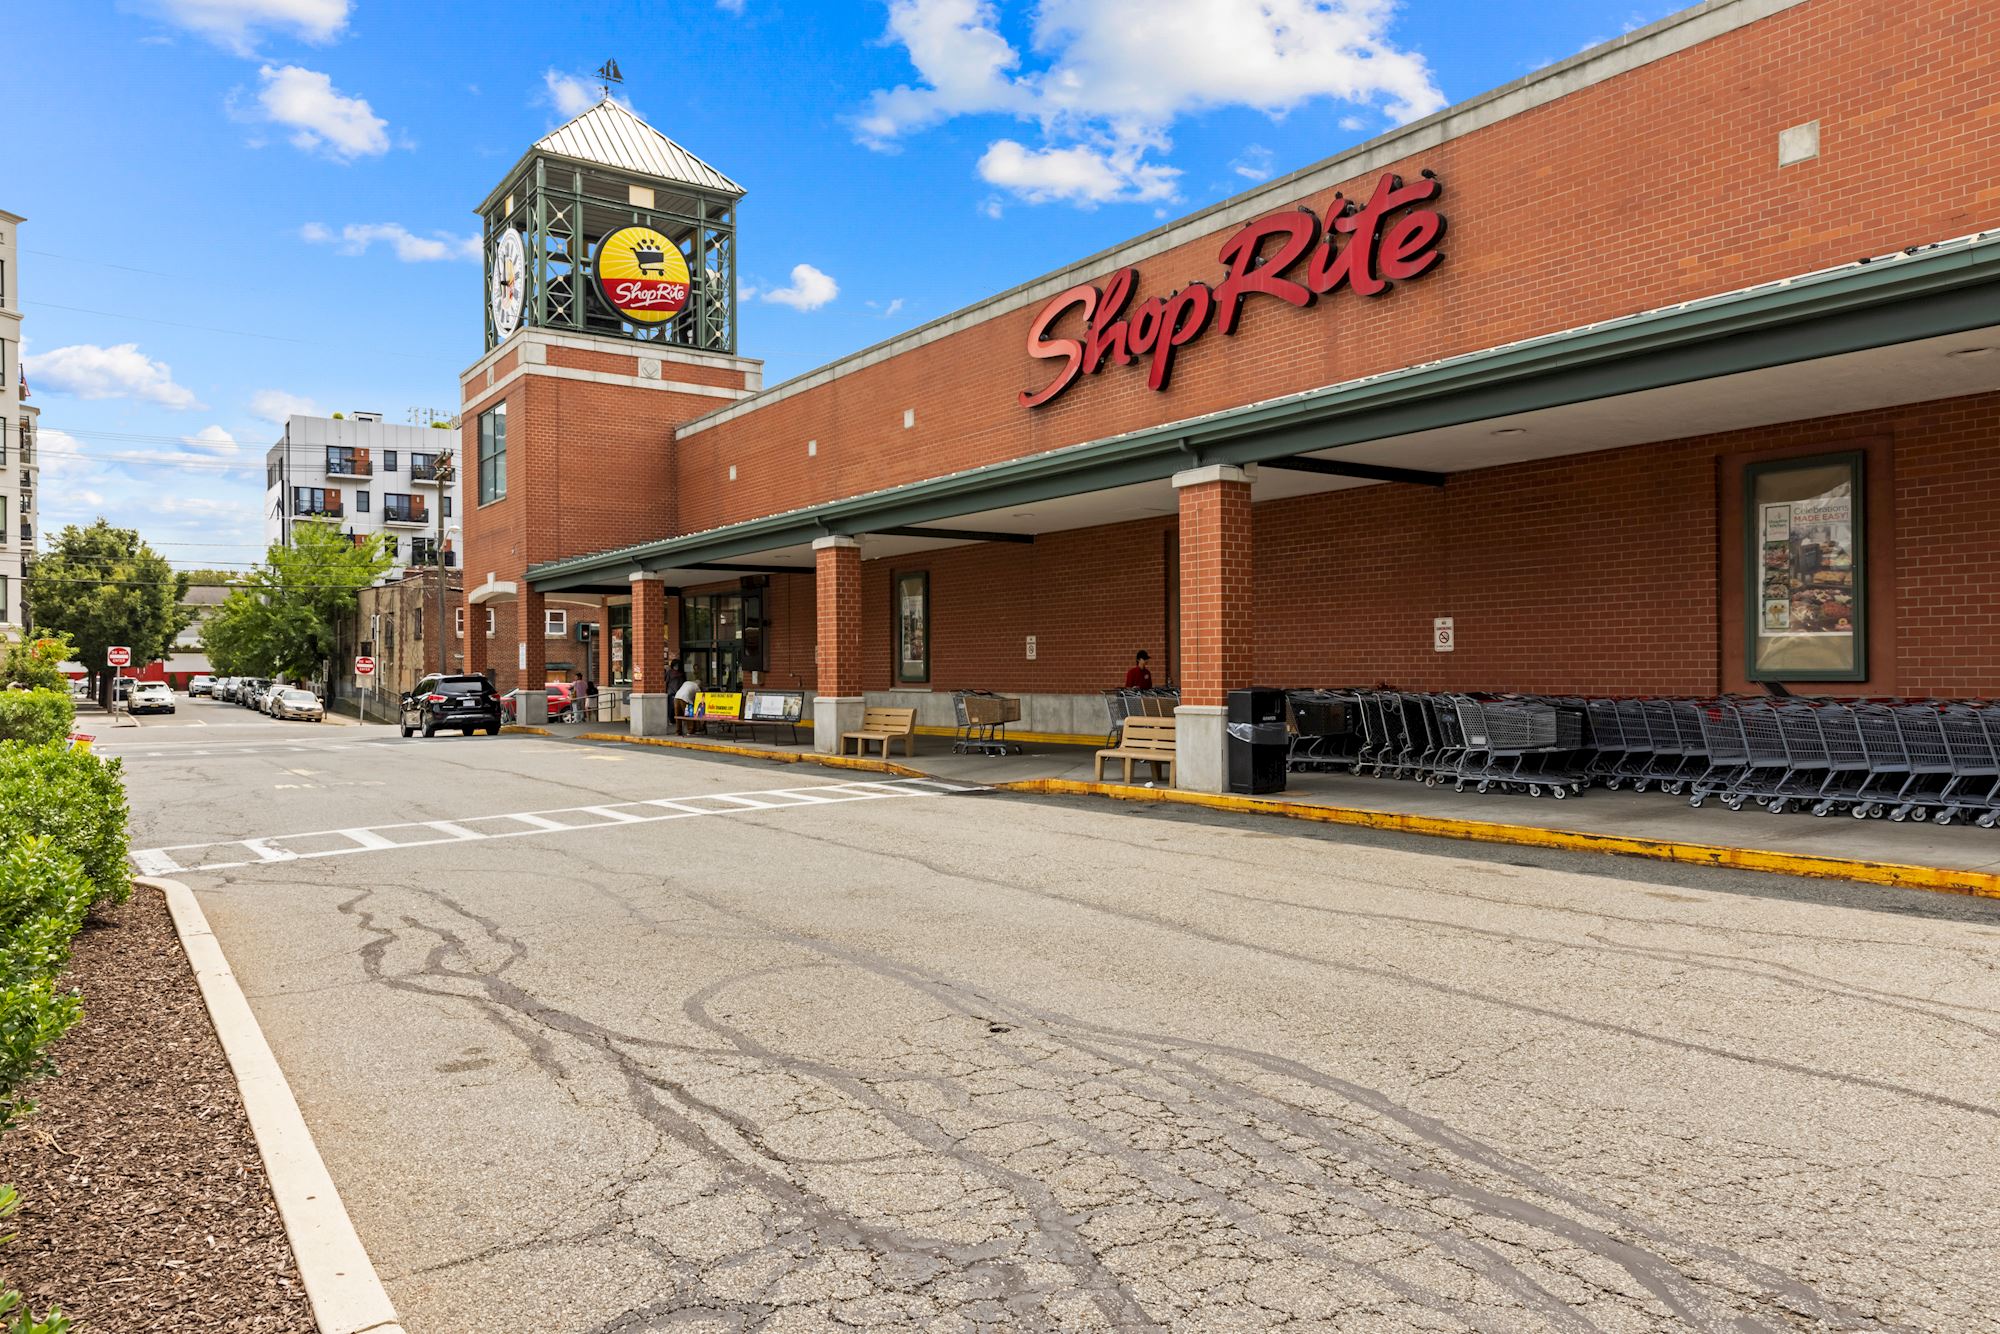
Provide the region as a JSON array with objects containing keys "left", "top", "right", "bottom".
[
  {"left": 0, "top": 208, "right": 40, "bottom": 636},
  {"left": 263, "top": 413, "right": 463, "bottom": 574}
]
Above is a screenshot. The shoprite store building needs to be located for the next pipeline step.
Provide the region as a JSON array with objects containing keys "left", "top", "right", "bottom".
[{"left": 458, "top": 0, "right": 2000, "bottom": 791}]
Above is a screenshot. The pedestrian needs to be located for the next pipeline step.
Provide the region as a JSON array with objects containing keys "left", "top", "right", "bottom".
[{"left": 1123, "top": 650, "right": 1153, "bottom": 690}]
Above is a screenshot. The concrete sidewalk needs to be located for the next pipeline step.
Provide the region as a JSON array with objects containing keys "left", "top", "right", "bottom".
[{"left": 518, "top": 717, "right": 2000, "bottom": 882}]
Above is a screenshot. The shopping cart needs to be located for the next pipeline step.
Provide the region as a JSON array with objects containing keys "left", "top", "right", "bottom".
[
  {"left": 953, "top": 690, "right": 1023, "bottom": 756},
  {"left": 1284, "top": 690, "right": 1361, "bottom": 772}
]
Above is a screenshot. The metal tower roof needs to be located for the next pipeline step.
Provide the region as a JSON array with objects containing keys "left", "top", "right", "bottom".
[{"left": 533, "top": 99, "right": 743, "bottom": 197}]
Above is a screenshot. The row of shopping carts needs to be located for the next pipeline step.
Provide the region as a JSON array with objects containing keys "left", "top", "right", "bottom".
[{"left": 1283, "top": 689, "right": 2000, "bottom": 824}]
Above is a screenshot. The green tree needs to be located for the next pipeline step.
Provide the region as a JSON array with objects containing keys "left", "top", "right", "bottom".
[
  {"left": 200, "top": 526, "right": 392, "bottom": 695},
  {"left": 25, "top": 523, "right": 189, "bottom": 705}
]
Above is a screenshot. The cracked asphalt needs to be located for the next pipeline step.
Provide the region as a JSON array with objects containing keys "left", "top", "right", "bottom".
[{"left": 116, "top": 701, "right": 2000, "bottom": 1332}]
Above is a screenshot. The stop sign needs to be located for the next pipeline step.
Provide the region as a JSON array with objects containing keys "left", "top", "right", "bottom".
[
  {"left": 107, "top": 646, "right": 132, "bottom": 667},
  {"left": 354, "top": 656, "right": 376, "bottom": 676}
]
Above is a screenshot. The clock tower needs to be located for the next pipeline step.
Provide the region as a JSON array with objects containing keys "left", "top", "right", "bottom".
[{"left": 457, "top": 96, "right": 760, "bottom": 719}]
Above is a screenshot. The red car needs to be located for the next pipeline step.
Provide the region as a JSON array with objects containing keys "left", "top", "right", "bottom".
[{"left": 499, "top": 681, "right": 587, "bottom": 722}]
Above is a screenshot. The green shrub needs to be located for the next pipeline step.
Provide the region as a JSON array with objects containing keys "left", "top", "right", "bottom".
[
  {"left": 0, "top": 746, "right": 128, "bottom": 909},
  {"left": 0, "top": 638, "right": 73, "bottom": 695},
  {"left": 0, "top": 838, "right": 91, "bottom": 1134},
  {"left": 0, "top": 1184, "right": 74, "bottom": 1333},
  {"left": 0, "top": 694, "right": 74, "bottom": 749}
]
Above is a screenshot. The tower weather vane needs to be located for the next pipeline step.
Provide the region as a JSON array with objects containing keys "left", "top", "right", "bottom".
[{"left": 596, "top": 58, "right": 623, "bottom": 101}]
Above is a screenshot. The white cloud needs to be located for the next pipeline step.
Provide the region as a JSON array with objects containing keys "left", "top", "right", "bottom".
[
  {"left": 256, "top": 64, "right": 389, "bottom": 160},
  {"left": 543, "top": 69, "right": 598, "bottom": 119},
  {"left": 1230, "top": 144, "right": 1275, "bottom": 182},
  {"left": 134, "top": 0, "right": 350, "bottom": 54},
  {"left": 978, "top": 138, "right": 1177, "bottom": 206},
  {"left": 759, "top": 263, "right": 839, "bottom": 312},
  {"left": 251, "top": 389, "right": 321, "bottom": 425},
  {"left": 24, "top": 344, "right": 202, "bottom": 410},
  {"left": 181, "top": 425, "right": 240, "bottom": 457},
  {"left": 717, "top": 0, "right": 747, "bottom": 12},
  {"left": 858, "top": 0, "right": 1444, "bottom": 207},
  {"left": 301, "top": 221, "right": 481, "bottom": 261}
]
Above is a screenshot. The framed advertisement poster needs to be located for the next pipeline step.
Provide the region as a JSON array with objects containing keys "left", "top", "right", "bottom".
[
  {"left": 893, "top": 571, "right": 929, "bottom": 684},
  {"left": 1745, "top": 452, "right": 1865, "bottom": 681}
]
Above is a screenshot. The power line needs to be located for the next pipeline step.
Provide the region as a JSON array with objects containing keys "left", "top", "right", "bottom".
[
  {"left": 24, "top": 248, "right": 181, "bottom": 279},
  {"left": 22, "top": 300, "right": 319, "bottom": 345}
]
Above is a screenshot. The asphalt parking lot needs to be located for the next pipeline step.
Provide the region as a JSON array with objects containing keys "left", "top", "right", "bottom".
[{"left": 112, "top": 697, "right": 2000, "bottom": 1332}]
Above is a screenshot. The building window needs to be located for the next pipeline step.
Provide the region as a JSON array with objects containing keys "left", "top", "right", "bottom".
[
  {"left": 442, "top": 494, "right": 453, "bottom": 518},
  {"left": 292, "top": 486, "right": 340, "bottom": 517},
  {"left": 478, "top": 402, "right": 506, "bottom": 504},
  {"left": 381, "top": 534, "right": 399, "bottom": 560},
  {"left": 1745, "top": 452, "right": 1865, "bottom": 681},
  {"left": 0, "top": 574, "right": 7, "bottom": 621},
  {"left": 455, "top": 607, "right": 465, "bottom": 636},
  {"left": 383, "top": 450, "right": 398, "bottom": 472},
  {"left": 486, "top": 607, "right": 496, "bottom": 635},
  {"left": 893, "top": 571, "right": 930, "bottom": 684},
  {"left": 545, "top": 609, "right": 567, "bottom": 638},
  {"left": 355, "top": 490, "right": 370, "bottom": 513}
]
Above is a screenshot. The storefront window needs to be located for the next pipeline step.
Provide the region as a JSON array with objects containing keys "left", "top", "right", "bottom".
[
  {"left": 608, "top": 602, "right": 632, "bottom": 685},
  {"left": 1746, "top": 453, "right": 1865, "bottom": 681},
  {"left": 682, "top": 593, "right": 743, "bottom": 690},
  {"left": 893, "top": 571, "right": 929, "bottom": 684}
]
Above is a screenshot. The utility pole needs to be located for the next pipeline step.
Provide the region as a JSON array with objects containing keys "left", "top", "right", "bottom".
[{"left": 434, "top": 448, "right": 455, "bottom": 675}]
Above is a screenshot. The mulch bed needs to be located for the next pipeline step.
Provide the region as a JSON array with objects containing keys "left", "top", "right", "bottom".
[{"left": 1, "top": 886, "right": 317, "bottom": 1332}]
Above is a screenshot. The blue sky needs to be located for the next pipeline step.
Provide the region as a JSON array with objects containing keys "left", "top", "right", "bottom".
[{"left": 12, "top": 0, "right": 1675, "bottom": 573}]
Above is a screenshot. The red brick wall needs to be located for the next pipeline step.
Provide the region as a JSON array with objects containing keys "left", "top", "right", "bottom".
[
  {"left": 1177, "top": 477, "right": 1255, "bottom": 707},
  {"left": 675, "top": 0, "right": 2000, "bottom": 534},
  {"left": 815, "top": 543, "right": 863, "bottom": 697}
]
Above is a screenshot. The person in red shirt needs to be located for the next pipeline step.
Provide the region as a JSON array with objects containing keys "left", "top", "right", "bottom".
[{"left": 1123, "top": 650, "right": 1153, "bottom": 690}]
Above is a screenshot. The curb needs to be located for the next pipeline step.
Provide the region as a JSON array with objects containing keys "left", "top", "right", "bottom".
[
  {"left": 571, "top": 730, "right": 928, "bottom": 778},
  {"left": 997, "top": 779, "right": 2000, "bottom": 900},
  {"left": 148, "top": 877, "right": 406, "bottom": 1334}
]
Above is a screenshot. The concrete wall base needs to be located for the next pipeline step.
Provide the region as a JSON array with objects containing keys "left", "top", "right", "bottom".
[
  {"left": 629, "top": 693, "right": 673, "bottom": 737},
  {"left": 866, "top": 690, "right": 1117, "bottom": 740},
  {"left": 814, "top": 696, "right": 865, "bottom": 754},
  {"left": 518, "top": 690, "right": 548, "bottom": 726},
  {"left": 1174, "top": 705, "right": 1228, "bottom": 793}
]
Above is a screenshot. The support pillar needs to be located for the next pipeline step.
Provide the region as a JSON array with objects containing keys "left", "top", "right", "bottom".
[
  {"left": 1174, "top": 464, "right": 1255, "bottom": 792},
  {"left": 517, "top": 588, "right": 547, "bottom": 725},
  {"left": 628, "top": 574, "right": 672, "bottom": 736},
  {"left": 812, "top": 535, "right": 865, "bottom": 754},
  {"left": 465, "top": 594, "right": 489, "bottom": 679}
]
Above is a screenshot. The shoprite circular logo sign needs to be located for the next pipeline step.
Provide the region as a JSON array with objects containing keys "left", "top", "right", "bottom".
[{"left": 594, "top": 225, "right": 690, "bottom": 324}]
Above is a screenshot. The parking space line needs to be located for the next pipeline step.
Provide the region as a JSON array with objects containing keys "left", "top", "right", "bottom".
[{"left": 132, "top": 778, "right": 964, "bottom": 876}]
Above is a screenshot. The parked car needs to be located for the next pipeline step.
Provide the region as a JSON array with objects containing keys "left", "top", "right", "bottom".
[
  {"left": 271, "top": 688, "right": 324, "bottom": 722},
  {"left": 400, "top": 674, "right": 504, "bottom": 738},
  {"left": 113, "top": 676, "right": 138, "bottom": 703},
  {"left": 499, "top": 681, "right": 586, "bottom": 722},
  {"left": 257, "top": 681, "right": 290, "bottom": 714},
  {"left": 70, "top": 678, "right": 91, "bottom": 701},
  {"left": 188, "top": 674, "right": 215, "bottom": 697},
  {"left": 236, "top": 677, "right": 270, "bottom": 707},
  {"left": 129, "top": 681, "right": 176, "bottom": 715}
]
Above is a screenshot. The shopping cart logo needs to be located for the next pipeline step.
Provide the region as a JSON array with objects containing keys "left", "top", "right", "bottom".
[{"left": 594, "top": 225, "right": 690, "bottom": 324}]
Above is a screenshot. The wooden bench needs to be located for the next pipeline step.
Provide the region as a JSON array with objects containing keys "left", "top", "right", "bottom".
[
  {"left": 842, "top": 706, "right": 917, "bottom": 758},
  {"left": 1095, "top": 716, "right": 1177, "bottom": 785}
]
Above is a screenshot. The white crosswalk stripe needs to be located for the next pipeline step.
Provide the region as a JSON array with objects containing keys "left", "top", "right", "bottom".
[{"left": 131, "top": 777, "right": 984, "bottom": 876}]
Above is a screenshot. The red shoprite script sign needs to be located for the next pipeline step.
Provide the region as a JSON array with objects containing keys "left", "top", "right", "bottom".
[{"left": 1020, "top": 171, "right": 1446, "bottom": 408}]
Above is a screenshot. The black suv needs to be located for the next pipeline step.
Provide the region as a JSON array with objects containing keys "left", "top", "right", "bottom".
[{"left": 400, "top": 674, "right": 504, "bottom": 738}]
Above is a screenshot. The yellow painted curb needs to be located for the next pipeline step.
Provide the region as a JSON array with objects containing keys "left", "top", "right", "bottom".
[
  {"left": 1000, "top": 779, "right": 2000, "bottom": 900},
  {"left": 574, "top": 731, "right": 927, "bottom": 779},
  {"left": 500, "top": 724, "right": 552, "bottom": 736}
]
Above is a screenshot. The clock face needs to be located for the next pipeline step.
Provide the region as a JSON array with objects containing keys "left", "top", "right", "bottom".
[{"left": 489, "top": 228, "right": 526, "bottom": 339}]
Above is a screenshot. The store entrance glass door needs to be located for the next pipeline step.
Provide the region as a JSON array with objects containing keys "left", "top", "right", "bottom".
[{"left": 681, "top": 593, "right": 743, "bottom": 691}]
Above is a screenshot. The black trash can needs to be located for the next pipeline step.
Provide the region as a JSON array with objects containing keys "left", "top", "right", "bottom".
[{"left": 1227, "top": 687, "right": 1289, "bottom": 795}]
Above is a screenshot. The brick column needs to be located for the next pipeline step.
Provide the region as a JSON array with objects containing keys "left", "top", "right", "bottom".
[
  {"left": 812, "top": 535, "right": 864, "bottom": 753},
  {"left": 465, "top": 595, "right": 489, "bottom": 678},
  {"left": 628, "top": 573, "right": 671, "bottom": 735},
  {"left": 1174, "top": 464, "right": 1255, "bottom": 792},
  {"left": 516, "top": 588, "right": 548, "bottom": 724}
]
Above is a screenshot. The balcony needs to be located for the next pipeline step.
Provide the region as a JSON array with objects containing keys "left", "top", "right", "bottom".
[
  {"left": 382, "top": 497, "right": 430, "bottom": 527},
  {"left": 325, "top": 449, "right": 373, "bottom": 478},
  {"left": 294, "top": 500, "right": 344, "bottom": 521},
  {"left": 408, "top": 455, "right": 448, "bottom": 485}
]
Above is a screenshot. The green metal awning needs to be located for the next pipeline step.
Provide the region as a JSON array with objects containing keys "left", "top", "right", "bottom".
[{"left": 530, "top": 230, "right": 2000, "bottom": 593}]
